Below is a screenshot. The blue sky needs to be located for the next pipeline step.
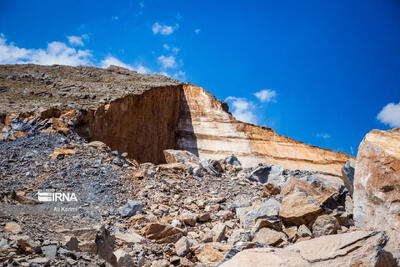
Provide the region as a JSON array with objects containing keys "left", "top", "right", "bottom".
[{"left": 1, "top": 0, "right": 400, "bottom": 156}]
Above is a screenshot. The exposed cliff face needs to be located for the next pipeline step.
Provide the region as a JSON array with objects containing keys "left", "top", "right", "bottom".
[
  {"left": 72, "top": 81, "right": 350, "bottom": 175},
  {"left": 177, "top": 84, "right": 350, "bottom": 175},
  {"left": 75, "top": 86, "right": 183, "bottom": 164}
]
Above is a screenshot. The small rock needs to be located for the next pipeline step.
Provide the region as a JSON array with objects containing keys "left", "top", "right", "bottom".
[
  {"left": 180, "top": 211, "right": 197, "bottom": 227},
  {"left": 297, "top": 224, "right": 313, "bottom": 238},
  {"left": 282, "top": 226, "right": 298, "bottom": 242},
  {"left": 118, "top": 200, "right": 143, "bottom": 218},
  {"left": 175, "top": 236, "right": 190, "bottom": 257},
  {"left": 170, "top": 255, "right": 180, "bottom": 264},
  {"left": 29, "top": 257, "right": 50, "bottom": 264},
  {"left": 4, "top": 222, "right": 21, "bottom": 234},
  {"left": 141, "top": 223, "right": 184, "bottom": 243},
  {"left": 212, "top": 223, "right": 226, "bottom": 242},
  {"left": 227, "top": 229, "right": 251, "bottom": 245},
  {"left": 312, "top": 215, "right": 340, "bottom": 237},
  {"left": 65, "top": 236, "right": 79, "bottom": 251},
  {"left": 224, "top": 154, "right": 241, "bottom": 167},
  {"left": 115, "top": 231, "right": 145, "bottom": 244},
  {"left": 252, "top": 228, "right": 287, "bottom": 247},
  {"left": 151, "top": 259, "right": 170, "bottom": 267},
  {"left": 114, "top": 248, "right": 134, "bottom": 267},
  {"left": 198, "top": 213, "right": 211, "bottom": 222}
]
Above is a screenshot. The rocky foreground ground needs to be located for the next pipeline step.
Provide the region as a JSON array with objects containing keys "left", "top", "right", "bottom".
[
  {"left": 0, "top": 109, "right": 399, "bottom": 267},
  {"left": 0, "top": 64, "right": 399, "bottom": 267}
]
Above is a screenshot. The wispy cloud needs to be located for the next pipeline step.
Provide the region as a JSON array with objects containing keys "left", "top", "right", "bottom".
[
  {"left": 225, "top": 96, "right": 258, "bottom": 124},
  {"left": 157, "top": 55, "right": 177, "bottom": 69},
  {"left": 100, "top": 55, "right": 151, "bottom": 74},
  {"left": 66, "top": 34, "right": 88, "bottom": 47},
  {"left": 139, "top": 1, "right": 145, "bottom": 8},
  {"left": 377, "top": 102, "right": 400, "bottom": 128},
  {"left": 163, "top": 44, "right": 180, "bottom": 54},
  {"left": 195, "top": 29, "right": 201, "bottom": 34},
  {"left": 0, "top": 34, "right": 92, "bottom": 66},
  {"left": 173, "top": 70, "right": 186, "bottom": 81},
  {"left": 317, "top": 133, "right": 331, "bottom": 139},
  {"left": 254, "top": 89, "right": 277, "bottom": 103},
  {"left": 152, "top": 23, "right": 179, "bottom": 35}
]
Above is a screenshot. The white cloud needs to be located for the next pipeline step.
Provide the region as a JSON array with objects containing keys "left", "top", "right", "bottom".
[
  {"left": 254, "top": 89, "right": 277, "bottom": 103},
  {"left": 317, "top": 133, "right": 331, "bottom": 139},
  {"left": 163, "top": 44, "right": 170, "bottom": 50},
  {"left": 173, "top": 70, "right": 186, "bottom": 81},
  {"left": 162, "top": 44, "right": 180, "bottom": 54},
  {"left": 67, "top": 36, "right": 83, "bottom": 46},
  {"left": 225, "top": 96, "right": 258, "bottom": 124},
  {"left": 100, "top": 55, "right": 151, "bottom": 74},
  {"left": 152, "top": 23, "right": 178, "bottom": 35},
  {"left": 377, "top": 102, "right": 400, "bottom": 128},
  {"left": 157, "top": 55, "right": 177, "bottom": 69},
  {"left": 0, "top": 35, "right": 92, "bottom": 66},
  {"left": 195, "top": 29, "right": 201, "bottom": 34}
]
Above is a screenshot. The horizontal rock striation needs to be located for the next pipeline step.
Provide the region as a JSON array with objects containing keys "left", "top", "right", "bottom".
[{"left": 177, "top": 84, "right": 350, "bottom": 175}]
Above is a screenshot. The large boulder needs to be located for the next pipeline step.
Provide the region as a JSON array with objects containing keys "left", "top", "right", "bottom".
[
  {"left": 163, "top": 149, "right": 199, "bottom": 166},
  {"left": 220, "top": 231, "right": 396, "bottom": 267},
  {"left": 238, "top": 198, "right": 281, "bottom": 230},
  {"left": 279, "top": 192, "right": 322, "bottom": 226},
  {"left": 353, "top": 128, "right": 400, "bottom": 260}
]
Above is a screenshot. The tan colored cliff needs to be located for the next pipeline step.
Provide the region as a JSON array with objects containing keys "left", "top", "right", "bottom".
[{"left": 176, "top": 84, "right": 350, "bottom": 176}]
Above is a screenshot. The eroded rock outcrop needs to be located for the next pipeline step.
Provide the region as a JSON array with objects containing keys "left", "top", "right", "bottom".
[{"left": 354, "top": 128, "right": 400, "bottom": 259}]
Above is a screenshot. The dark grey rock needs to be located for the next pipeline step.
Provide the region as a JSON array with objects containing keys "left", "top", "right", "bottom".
[
  {"left": 247, "top": 164, "right": 285, "bottom": 185},
  {"left": 224, "top": 154, "right": 241, "bottom": 167},
  {"left": 118, "top": 200, "right": 143, "bottom": 217},
  {"left": 342, "top": 158, "right": 356, "bottom": 195}
]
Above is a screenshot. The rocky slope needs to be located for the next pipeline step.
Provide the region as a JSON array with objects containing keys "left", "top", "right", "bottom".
[
  {"left": 0, "top": 64, "right": 350, "bottom": 175},
  {"left": 0, "top": 64, "right": 398, "bottom": 267}
]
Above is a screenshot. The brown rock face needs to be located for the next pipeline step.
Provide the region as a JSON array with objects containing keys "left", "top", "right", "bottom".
[
  {"left": 75, "top": 86, "right": 183, "bottom": 164},
  {"left": 353, "top": 128, "right": 400, "bottom": 258}
]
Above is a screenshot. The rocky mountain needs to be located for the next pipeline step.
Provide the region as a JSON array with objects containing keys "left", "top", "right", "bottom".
[
  {"left": 0, "top": 64, "right": 350, "bottom": 176},
  {"left": 0, "top": 64, "right": 398, "bottom": 267}
]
